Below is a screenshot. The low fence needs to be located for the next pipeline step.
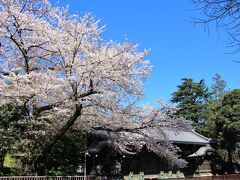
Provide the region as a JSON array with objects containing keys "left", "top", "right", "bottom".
[
  {"left": 146, "top": 174, "right": 240, "bottom": 180},
  {"left": 182, "top": 174, "right": 240, "bottom": 180},
  {"left": 0, "top": 176, "right": 95, "bottom": 180},
  {"left": 0, "top": 174, "right": 240, "bottom": 180},
  {"left": 126, "top": 173, "right": 240, "bottom": 180}
]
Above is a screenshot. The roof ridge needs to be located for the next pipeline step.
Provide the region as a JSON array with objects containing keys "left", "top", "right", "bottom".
[{"left": 190, "top": 129, "right": 211, "bottom": 142}]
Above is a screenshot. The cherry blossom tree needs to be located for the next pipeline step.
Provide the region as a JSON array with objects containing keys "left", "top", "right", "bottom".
[{"left": 0, "top": 0, "right": 188, "bottom": 174}]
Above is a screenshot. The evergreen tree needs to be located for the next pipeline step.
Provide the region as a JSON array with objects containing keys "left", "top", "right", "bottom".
[
  {"left": 211, "top": 73, "right": 228, "bottom": 101},
  {"left": 215, "top": 89, "right": 240, "bottom": 167},
  {"left": 171, "top": 78, "right": 210, "bottom": 124},
  {"left": 201, "top": 73, "right": 228, "bottom": 137},
  {"left": 42, "top": 132, "right": 85, "bottom": 176},
  {"left": 0, "top": 104, "right": 86, "bottom": 175},
  {"left": 0, "top": 104, "right": 25, "bottom": 175}
]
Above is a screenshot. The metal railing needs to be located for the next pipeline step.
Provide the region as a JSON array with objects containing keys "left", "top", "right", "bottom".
[{"left": 0, "top": 176, "right": 95, "bottom": 180}]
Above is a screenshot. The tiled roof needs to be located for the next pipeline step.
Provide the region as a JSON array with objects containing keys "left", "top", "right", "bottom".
[
  {"left": 188, "top": 144, "right": 215, "bottom": 157},
  {"left": 90, "top": 128, "right": 211, "bottom": 145},
  {"left": 142, "top": 128, "right": 211, "bottom": 145},
  {"left": 163, "top": 129, "right": 211, "bottom": 145}
]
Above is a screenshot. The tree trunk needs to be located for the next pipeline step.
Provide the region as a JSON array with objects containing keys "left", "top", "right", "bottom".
[
  {"left": 0, "top": 154, "right": 4, "bottom": 175},
  {"left": 34, "top": 104, "right": 82, "bottom": 174},
  {"left": 227, "top": 148, "right": 234, "bottom": 173},
  {"left": 227, "top": 148, "right": 232, "bottom": 163}
]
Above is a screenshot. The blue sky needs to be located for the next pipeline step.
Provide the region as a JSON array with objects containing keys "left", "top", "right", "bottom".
[{"left": 51, "top": 0, "right": 240, "bottom": 104}]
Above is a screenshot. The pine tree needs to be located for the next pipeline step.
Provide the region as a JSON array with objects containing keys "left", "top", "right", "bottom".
[
  {"left": 215, "top": 89, "right": 240, "bottom": 167},
  {"left": 171, "top": 78, "right": 210, "bottom": 124},
  {"left": 211, "top": 73, "right": 227, "bottom": 101}
]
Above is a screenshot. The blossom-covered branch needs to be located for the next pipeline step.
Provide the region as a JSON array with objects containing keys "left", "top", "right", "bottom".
[{"left": 0, "top": 0, "right": 189, "bottom": 174}]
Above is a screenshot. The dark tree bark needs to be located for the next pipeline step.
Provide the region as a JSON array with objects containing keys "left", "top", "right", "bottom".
[{"left": 34, "top": 104, "right": 82, "bottom": 174}]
